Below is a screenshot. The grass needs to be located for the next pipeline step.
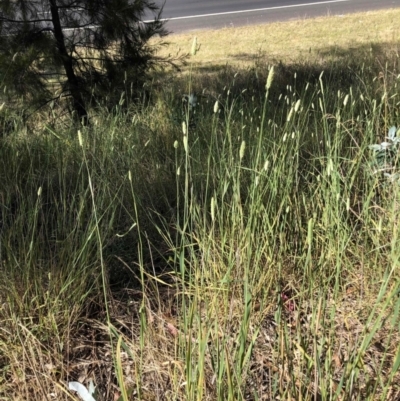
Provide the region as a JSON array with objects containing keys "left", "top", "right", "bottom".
[
  {"left": 157, "top": 8, "right": 400, "bottom": 68},
  {"left": 1, "top": 7, "right": 400, "bottom": 401}
]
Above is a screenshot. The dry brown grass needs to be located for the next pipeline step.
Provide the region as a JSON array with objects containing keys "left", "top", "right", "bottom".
[
  {"left": 2, "top": 282, "right": 398, "bottom": 400},
  {"left": 157, "top": 8, "right": 400, "bottom": 68}
]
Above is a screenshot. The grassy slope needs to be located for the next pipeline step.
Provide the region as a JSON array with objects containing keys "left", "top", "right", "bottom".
[
  {"left": 1, "top": 8, "right": 400, "bottom": 401},
  {"left": 158, "top": 8, "right": 400, "bottom": 66}
]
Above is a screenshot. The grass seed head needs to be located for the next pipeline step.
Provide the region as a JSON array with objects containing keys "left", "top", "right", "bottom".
[
  {"left": 266, "top": 66, "right": 275, "bottom": 90},
  {"left": 78, "top": 130, "right": 83, "bottom": 147},
  {"left": 191, "top": 36, "right": 198, "bottom": 56},
  {"left": 294, "top": 99, "right": 301, "bottom": 112},
  {"left": 213, "top": 100, "right": 219, "bottom": 114},
  {"left": 239, "top": 140, "right": 246, "bottom": 160},
  {"left": 287, "top": 107, "right": 294, "bottom": 122}
]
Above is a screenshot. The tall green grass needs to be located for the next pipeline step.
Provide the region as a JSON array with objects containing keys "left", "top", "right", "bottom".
[{"left": 0, "top": 45, "right": 399, "bottom": 400}]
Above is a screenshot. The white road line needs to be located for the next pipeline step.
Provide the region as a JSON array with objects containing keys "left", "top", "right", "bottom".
[{"left": 150, "top": 0, "right": 350, "bottom": 22}]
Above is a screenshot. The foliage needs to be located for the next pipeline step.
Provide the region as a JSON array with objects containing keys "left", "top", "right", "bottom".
[
  {"left": 369, "top": 126, "right": 400, "bottom": 184},
  {"left": 0, "top": 0, "right": 171, "bottom": 121}
]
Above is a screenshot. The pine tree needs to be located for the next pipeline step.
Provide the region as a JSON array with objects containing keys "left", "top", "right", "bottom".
[{"left": 0, "top": 0, "right": 169, "bottom": 123}]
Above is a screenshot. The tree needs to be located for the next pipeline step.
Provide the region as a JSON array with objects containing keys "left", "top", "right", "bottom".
[{"left": 0, "top": 0, "right": 169, "bottom": 123}]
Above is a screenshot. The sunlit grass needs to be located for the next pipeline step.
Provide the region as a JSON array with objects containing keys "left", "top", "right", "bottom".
[
  {"left": 156, "top": 8, "right": 400, "bottom": 68},
  {"left": 1, "top": 9, "right": 400, "bottom": 401}
]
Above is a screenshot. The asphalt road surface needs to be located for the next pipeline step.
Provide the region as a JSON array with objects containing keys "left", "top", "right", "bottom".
[{"left": 154, "top": 0, "right": 399, "bottom": 33}]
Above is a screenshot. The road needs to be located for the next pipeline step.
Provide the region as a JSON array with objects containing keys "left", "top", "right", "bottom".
[{"left": 153, "top": 0, "right": 399, "bottom": 33}]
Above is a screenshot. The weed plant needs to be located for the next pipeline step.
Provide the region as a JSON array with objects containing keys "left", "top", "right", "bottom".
[{"left": 0, "top": 36, "right": 400, "bottom": 401}]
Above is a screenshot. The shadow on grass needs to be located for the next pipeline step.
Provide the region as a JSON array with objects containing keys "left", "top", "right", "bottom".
[
  {"left": 1, "top": 40, "right": 399, "bottom": 291},
  {"left": 157, "top": 40, "right": 400, "bottom": 103},
  {"left": 1, "top": 39, "right": 400, "bottom": 401}
]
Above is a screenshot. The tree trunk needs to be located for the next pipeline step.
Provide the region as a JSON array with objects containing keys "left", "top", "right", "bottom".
[{"left": 48, "top": 0, "right": 88, "bottom": 124}]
